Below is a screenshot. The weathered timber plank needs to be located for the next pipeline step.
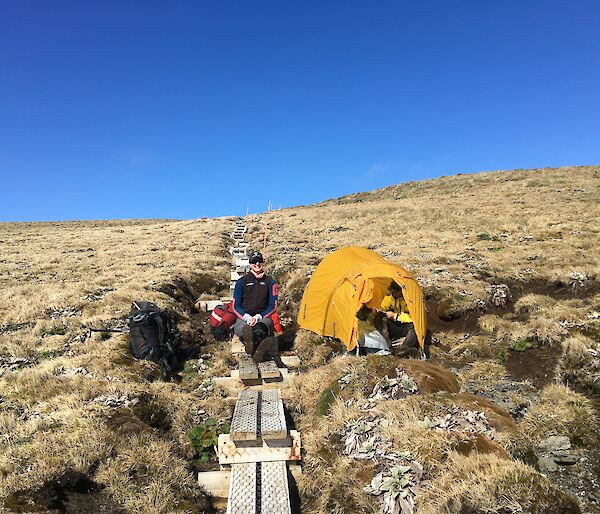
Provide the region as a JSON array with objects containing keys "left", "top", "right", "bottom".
[
  {"left": 218, "top": 431, "right": 301, "bottom": 464},
  {"left": 213, "top": 370, "right": 296, "bottom": 397},
  {"left": 195, "top": 299, "right": 223, "bottom": 312},
  {"left": 231, "top": 336, "right": 245, "bottom": 354},
  {"left": 261, "top": 461, "right": 291, "bottom": 514},
  {"left": 230, "top": 390, "right": 259, "bottom": 441},
  {"left": 231, "top": 270, "right": 244, "bottom": 281},
  {"left": 280, "top": 355, "right": 300, "bottom": 368},
  {"left": 198, "top": 469, "right": 231, "bottom": 499},
  {"left": 226, "top": 463, "right": 256, "bottom": 514},
  {"left": 197, "top": 465, "right": 302, "bottom": 500}
]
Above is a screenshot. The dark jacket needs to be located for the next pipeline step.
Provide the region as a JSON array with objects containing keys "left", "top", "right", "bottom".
[{"left": 233, "top": 272, "right": 278, "bottom": 318}]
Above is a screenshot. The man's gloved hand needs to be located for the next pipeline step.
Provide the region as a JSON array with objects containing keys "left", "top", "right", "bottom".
[{"left": 243, "top": 313, "right": 253, "bottom": 324}]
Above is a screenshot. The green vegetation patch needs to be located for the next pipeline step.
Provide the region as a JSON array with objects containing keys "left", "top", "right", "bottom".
[
  {"left": 511, "top": 338, "right": 536, "bottom": 352},
  {"left": 317, "top": 379, "right": 342, "bottom": 416},
  {"left": 188, "top": 417, "right": 230, "bottom": 463}
]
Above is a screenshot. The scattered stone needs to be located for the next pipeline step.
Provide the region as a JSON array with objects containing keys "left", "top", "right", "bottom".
[
  {"left": 538, "top": 456, "right": 558, "bottom": 473},
  {"left": 0, "top": 357, "right": 36, "bottom": 376},
  {"left": 56, "top": 366, "right": 93, "bottom": 378},
  {"left": 553, "top": 453, "right": 578, "bottom": 465},
  {"left": 463, "top": 378, "right": 538, "bottom": 419},
  {"left": 538, "top": 435, "right": 571, "bottom": 452},
  {"left": 81, "top": 286, "right": 115, "bottom": 301},
  {"left": 92, "top": 394, "right": 137, "bottom": 408},
  {"left": 484, "top": 284, "right": 511, "bottom": 307},
  {"left": 46, "top": 306, "right": 82, "bottom": 319}
]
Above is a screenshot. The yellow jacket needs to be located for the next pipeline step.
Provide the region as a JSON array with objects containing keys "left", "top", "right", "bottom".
[{"left": 380, "top": 294, "right": 413, "bottom": 323}]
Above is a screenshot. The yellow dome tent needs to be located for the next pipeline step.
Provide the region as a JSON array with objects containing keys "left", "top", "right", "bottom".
[{"left": 297, "top": 246, "right": 427, "bottom": 351}]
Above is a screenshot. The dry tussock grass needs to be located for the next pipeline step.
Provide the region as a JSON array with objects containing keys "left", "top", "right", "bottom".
[
  {"left": 0, "top": 218, "right": 232, "bottom": 511},
  {"left": 2, "top": 167, "right": 600, "bottom": 511},
  {"left": 458, "top": 361, "right": 508, "bottom": 384},
  {"left": 522, "top": 384, "right": 598, "bottom": 445},
  {"left": 418, "top": 453, "right": 580, "bottom": 514},
  {"left": 557, "top": 334, "right": 600, "bottom": 392}
]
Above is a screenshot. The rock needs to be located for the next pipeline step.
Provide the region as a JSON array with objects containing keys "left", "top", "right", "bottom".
[
  {"left": 538, "top": 456, "right": 558, "bottom": 473},
  {"left": 537, "top": 435, "right": 571, "bottom": 452},
  {"left": 553, "top": 453, "right": 578, "bottom": 465}
]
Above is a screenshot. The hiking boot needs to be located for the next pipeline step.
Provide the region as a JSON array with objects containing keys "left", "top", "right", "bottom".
[
  {"left": 252, "top": 336, "right": 277, "bottom": 364},
  {"left": 242, "top": 325, "right": 255, "bottom": 355}
]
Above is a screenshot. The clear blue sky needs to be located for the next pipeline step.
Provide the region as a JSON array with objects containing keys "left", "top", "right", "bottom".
[{"left": 1, "top": 1, "right": 599, "bottom": 221}]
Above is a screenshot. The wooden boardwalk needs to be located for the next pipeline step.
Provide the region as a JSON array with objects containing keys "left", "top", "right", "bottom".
[{"left": 198, "top": 217, "right": 299, "bottom": 514}]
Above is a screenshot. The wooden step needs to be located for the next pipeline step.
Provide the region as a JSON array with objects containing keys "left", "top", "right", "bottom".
[
  {"left": 218, "top": 430, "right": 301, "bottom": 464},
  {"left": 231, "top": 270, "right": 244, "bottom": 281},
  {"left": 235, "top": 257, "right": 250, "bottom": 267},
  {"left": 198, "top": 464, "right": 302, "bottom": 503},
  {"left": 195, "top": 299, "right": 223, "bottom": 312},
  {"left": 230, "top": 249, "right": 248, "bottom": 258}
]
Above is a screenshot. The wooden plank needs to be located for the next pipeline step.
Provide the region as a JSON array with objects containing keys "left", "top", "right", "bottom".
[
  {"left": 231, "top": 336, "right": 245, "bottom": 354},
  {"left": 198, "top": 469, "right": 231, "bottom": 499},
  {"left": 280, "top": 355, "right": 301, "bottom": 368},
  {"left": 213, "top": 370, "right": 296, "bottom": 397},
  {"left": 231, "top": 270, "right": 244, "bottom": 281},
  {"left": 195, "top": 299, "right": 223, "bottom": 312},
  {"left": 235, "top": 257, "right": 250, "bottom": 266},
  {"left": 260, "top": 390, "right": 287, "bottom": 441},
  {"left": 258, "top": 360, "right": 281, "bottom": 380},
  {"left": 230, "top": 390, "right": 259, "bottom": 441},
  {"left": 261, "top": 461, "right": 291, "bottom": 514},
  {"left": 239, "top": 354, "right": 259, "bottom": 381},
  {"left": 226, "top": 463, "right": 256, "bottom": 514},
  {"left": 218, "top": 431, "right": 301, "bottom": 464},
  {"left": 197, "top": 465, "right": 301, "bottom": 499}
]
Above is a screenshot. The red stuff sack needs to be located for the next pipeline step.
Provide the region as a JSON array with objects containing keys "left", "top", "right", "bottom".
[{"left": 209, "top": 302, "right": 237, "bottom": 340}]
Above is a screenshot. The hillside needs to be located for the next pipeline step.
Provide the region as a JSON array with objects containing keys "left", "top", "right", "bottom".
[{"left": 1, "top": 166, "right": 599, "bottom": 513}]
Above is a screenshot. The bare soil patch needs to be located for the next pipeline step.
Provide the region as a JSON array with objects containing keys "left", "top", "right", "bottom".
[{"left": 504, "top": 344, "right": 560, "bottom": 388}]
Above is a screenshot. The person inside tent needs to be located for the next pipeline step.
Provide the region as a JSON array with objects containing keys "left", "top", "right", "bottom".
[
  {"left": 232, "top": 251, "right": 284, "bottom": 364},
  {"left": 355, "top": 305, "right": 391, "bottom": 356},
  {"left": 380, "top": 282, "right": 419, "bottom": 350}
]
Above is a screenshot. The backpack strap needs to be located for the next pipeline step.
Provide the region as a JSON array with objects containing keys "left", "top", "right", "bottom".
[{"left": 151, "top": 312, "right": 166, "bottom": 347}]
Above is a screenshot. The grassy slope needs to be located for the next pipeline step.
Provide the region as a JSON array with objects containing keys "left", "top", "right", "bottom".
[{"left": 0, "top": 166, "right": 599, "bottom": 513}]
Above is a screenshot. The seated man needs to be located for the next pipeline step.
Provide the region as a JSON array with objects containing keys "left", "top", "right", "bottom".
[
  {"left": 232, "top": 251, "right": 280, "bottom": 363},
  {"left": 380, "top": 282, "right": 418, "bottom": 349}
]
